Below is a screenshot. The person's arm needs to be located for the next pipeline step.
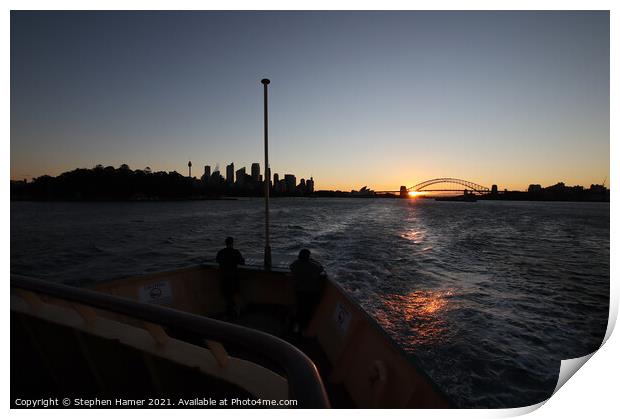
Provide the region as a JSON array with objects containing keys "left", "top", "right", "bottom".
[
  {"left": 237, "top": 250, "right": 245, "bottom": 265},
  {"left": 311, "top": 260, "right": 325, "bottom": 274}
]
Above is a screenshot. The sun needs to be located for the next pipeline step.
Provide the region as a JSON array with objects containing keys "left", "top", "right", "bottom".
[{"left": 408, "top": 191, "right": 426, "bottom": 198}]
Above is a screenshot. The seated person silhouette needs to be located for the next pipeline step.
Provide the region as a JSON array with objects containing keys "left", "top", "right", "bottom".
[
  {"left": 216, "top": 237, "right": 245, "bottom": 317},
  {"left": 289, "top": 249, "right": 325, "bottom": 332}
]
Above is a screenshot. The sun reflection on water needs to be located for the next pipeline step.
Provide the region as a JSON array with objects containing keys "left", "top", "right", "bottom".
[
  {"left": 375, "top": 290, "right": 453, "bottom": 349},
  {"left": 401, "top": 229, "right": 425, "bottom": 243}
]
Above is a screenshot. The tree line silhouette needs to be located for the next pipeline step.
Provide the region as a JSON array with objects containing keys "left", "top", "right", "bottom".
[{"left": 11, "top": 165, "right": 232, "bottom": 201}]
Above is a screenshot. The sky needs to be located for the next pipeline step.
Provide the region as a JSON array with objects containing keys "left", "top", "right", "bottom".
[{"left": 10, "top": 11, "right": 609, "bottom": 191}]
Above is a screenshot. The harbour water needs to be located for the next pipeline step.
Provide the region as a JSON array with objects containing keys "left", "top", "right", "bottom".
[{"left": 10, "top": 198, "right": 609, "bottom": 408}]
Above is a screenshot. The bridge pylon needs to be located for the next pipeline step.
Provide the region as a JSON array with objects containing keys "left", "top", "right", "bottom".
[{"left": 399, "top": 186, "right": 408, "bottom": 198}]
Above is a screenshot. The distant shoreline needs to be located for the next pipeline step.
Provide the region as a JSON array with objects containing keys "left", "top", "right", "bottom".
[
  {"left": 11, "top": 166, "right": 609, "bottom": 203},
  {"left": 10, "top": 195, "right": 609, "bottom": 203}
]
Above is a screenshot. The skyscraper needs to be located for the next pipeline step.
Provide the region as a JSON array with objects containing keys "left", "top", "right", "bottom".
[
  {"left": 236, "top": 167, "right": 246, "bottom": 185},
  {"left": 251, "top": 163, "right": 260, "bottom": 182},
  {"left": 306, "top": 177, "right": 314, "bottom": 193},
  {"left": 209, "top": 170, "right": 223, "bottom": 185},
  {"left": 201, "top": 165, "right": 211, "bottom": 182},
  {"left": 226, "top": 163, "right": 234, "bottom": 184},
  {"left": 284, "top": 174, "right": 296, "bottom": 193},
  {"left": 272, "top": 172, "right": 279, "bottom": 192}
]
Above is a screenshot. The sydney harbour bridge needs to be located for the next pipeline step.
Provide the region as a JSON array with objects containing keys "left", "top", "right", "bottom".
[{"left": 378, "top": 178, "right": 493, "bottom": 197}]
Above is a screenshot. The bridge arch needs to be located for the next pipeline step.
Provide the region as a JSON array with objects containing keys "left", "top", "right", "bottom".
[{"left": 409, "top": 178, "right": 490, "bottom": 194}]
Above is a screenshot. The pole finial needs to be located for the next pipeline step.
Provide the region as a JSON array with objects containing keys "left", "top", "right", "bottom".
[{"left": 261, "top": 78, "right": 270, "bottom": 85}]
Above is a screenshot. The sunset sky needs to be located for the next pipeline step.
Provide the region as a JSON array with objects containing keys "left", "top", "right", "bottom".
[{"left": 11, "top": 11, "right": 609, "bottom": 191}]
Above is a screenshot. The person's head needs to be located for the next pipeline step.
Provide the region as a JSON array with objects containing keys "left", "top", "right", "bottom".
[
  {"left": 298, "top": 249, "right": 311, "bottom": 261},
  {"left": 225, "top": 237, "right": 234, "bottom": 248}
]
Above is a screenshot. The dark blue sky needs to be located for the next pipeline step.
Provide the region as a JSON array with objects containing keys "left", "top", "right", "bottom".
[{"left": 11, "top": 11, "right": 609, "bottom": 190}]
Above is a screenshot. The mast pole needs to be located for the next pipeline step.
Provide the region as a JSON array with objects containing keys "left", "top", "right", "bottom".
[{"left": 261, "top": 78, "right": 272, "bottom": 270}]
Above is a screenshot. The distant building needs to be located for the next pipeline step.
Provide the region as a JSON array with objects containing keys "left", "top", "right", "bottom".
[
  {"left": 226, "top": 163, "right": 234, "bottom": 184},
  {"left": 545, "top": 182, "right": 566, "bottom": 191},
  {"left": 209, "top": 170, "right": 223, "bottom": 185},
  {"left": 299, "top": 178, "right": 306, "bottom": 192},
  {"left": 351, "top": 186, "right": 375, "bottom": 197},
  {"left": 528, "top": 184, "right": 542, "bottom": 193},
  {"left": 243, "top": 173, "right": 253, "bottom": 186},
  {"left": 399, "top": 186, "right": 408, "bottom": 198},
  {"left": 491, "top": 184, "right": 498, "bottom": 194},
  {"left": 590, "top": 184, "right": 607, "bottom": 193},
  {"left": 251, "top": 163, "right": 260, "bottom": 182},
  {"left": 306, "top": 177, "right": 314, "bottom": 193},
  {"left": 201, "top": 165, "right": 211, "bottom": 182},
  {"left": 589, "top": 184, "right": 609, "bottom": 201},
  {"left": 274, "top": 175, "right": 285, "bottom": 193},
  {"left": 284, "top": 174, "right": 296, "bottom": 193},
  {"left": 236, "top": 167, "right": 246, "bottom": 186}
]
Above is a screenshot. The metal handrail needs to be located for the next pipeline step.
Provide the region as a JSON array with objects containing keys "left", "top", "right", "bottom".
[{"left": 10, "top": 274, "right": 330, "bottom": 408}]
